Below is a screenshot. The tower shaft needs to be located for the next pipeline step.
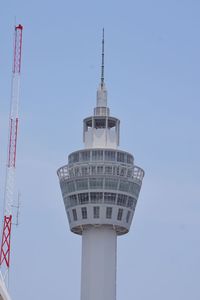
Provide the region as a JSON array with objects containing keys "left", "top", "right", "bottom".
[{"left": 81, "top": 226, "right": 116, "bottom": 300}]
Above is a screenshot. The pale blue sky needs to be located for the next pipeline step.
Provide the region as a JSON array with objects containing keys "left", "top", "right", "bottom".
[{"left": 0, "top": 0, "right": 200, "bottom": 299}]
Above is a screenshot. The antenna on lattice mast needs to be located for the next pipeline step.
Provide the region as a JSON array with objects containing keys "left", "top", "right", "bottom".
[{"left": 0, "top": 24, "right": 23, "bottom": 286}]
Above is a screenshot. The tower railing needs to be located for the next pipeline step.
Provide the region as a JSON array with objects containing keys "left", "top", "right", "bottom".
[{"left": 58, "top": 164, "right": 144, "bottom": 182}]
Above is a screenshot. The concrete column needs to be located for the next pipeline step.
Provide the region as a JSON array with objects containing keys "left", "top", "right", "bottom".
[{"left": 81, "top": 226, "right": 117, "bottom": 300}]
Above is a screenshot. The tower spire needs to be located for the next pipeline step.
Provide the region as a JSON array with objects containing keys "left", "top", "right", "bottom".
[
  {"left": 95, "top": 28, "right": 108, "bottom": 113},
  {"left": 101, "top": 28, "right": 104, "bottom": 88}
]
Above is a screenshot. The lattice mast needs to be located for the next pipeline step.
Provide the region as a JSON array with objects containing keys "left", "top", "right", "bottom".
[{"left": 0, "top": 24, "right": 23, "bottom": 276}]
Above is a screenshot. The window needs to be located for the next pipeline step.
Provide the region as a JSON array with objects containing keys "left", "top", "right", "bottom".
[
  {"left": 91, "top": 166, "right": 96, "bottom": 175},
  {"left": 68, "top": 154, "right": 73, "bottom": 164},
  {"left": 60, "top": 181, "right": 68, "bottom": 194},
  {"left": 129, "top": 182, "right": 134, "bottom": 194},
  {"left": 127, "top": 169, "right": 132, "bottom": 177},
  {"left": 92, "top": 150, "right": 103, "bottom": 161},
  {"left": 127, "top": 197, "right": 136, "bottom": 209},
  {"left": 112, "top": 166, "right": 120, "bottom": 176},
  {"left": 72, "top": 209, "right": 77, "bottom": 221},
  {"left": 93, "top": 206, "right": 100, "bottom": 218},
  {"left": 80, "top": 151, "right": 90, "bottom": 162},
  {"left": 117, "top": 194, "right": 127, "bottom": 206},
  {"left": 126, "top": 211, "right": 131, "bottom": 223},
  {"left": 72, "top": 152, "right": 79, "bottom": 163},
  {"left": 69, "top": 153, "right": 79, "bottom": 163},
  {"left": 67, "top": 181, "right": 75, "bottom": 193},
  {"left": 97, "top": 166, "right": 103, "bottom": 174},
  {"left": 108, "top": 119, "right": 116, "bottom": 128},
  {"left": 105, "top": 166, "right": 113, "bottom": 175},
  {"left": 89, "top": 178, "right": 103, "bottom": 189},
  {"left": 67, "top": 211, "right": 71, "bottom": 223},
  {"left": 94, "top": 118, "right": 106, "bottom": 128},
  {"left": 81, "top": 207, "right": 87, "bottom": 219},
  {"left": 81, "top": 167, "right": 88, "bottom": 176},
  {"left": 117, "top": 152, "right": 125, "bottom": 162},
  {"left": 127, "top": 155, "right": 133, "bottom": 164},
  {"left": 105, "top": 150, "right": 116, "bottom": 161},
  {"left": 69, "top": 169, "right": 74, "bottom": 177},
  {"left": 129, "top": 182, "right": 140, "bottom": 197},
  {"left": 106, "top": 207, "right": 112, "bottom": 219},
  {"left": 117, "top": 208, "right": 123, "bottom": 221},
  {"left": 75, "top": 167, "right": 81, "bottom": 177},
  {"left": 104, "top": 193, "right": 116, "bottom": 204},
  {"left": 134, "top": 184, "right": 141, "bottom": 197},
  {"left": 104, "top": 178, "right": 118, "bottom": 190},
  {"left": 119, "top": 180, "right": 129, "bottom": 192},
  {"left": 78, "top": 193, "right": 89, "bottom": 205},
  {"left": 69, "top": 195, "right": 77, "bottom": 207},
  {"left": 76, "top": 179, "right": 88, "bottom": 190},
  {"left": 64, "top": 197, "right": 69, "bottom": 208},
  {"left": 120, "top": 167, "right": 126, "bottom": 177},
  {"left": 90, "top": 192, "right": 103, "bottom": 203},
  {"left": 86, "top": 118, "right": 92, "bottom": 128}
]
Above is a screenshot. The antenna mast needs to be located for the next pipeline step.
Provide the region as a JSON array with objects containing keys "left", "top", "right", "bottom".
[
  {"left": 0, "top": 24, "right": 23, "bottom": 281},
  {"left": 101, "top": 28, "right": 104, "bottom": 88}
]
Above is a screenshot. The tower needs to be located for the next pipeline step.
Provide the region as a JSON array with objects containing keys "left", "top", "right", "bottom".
[
  {"left": 57, "top": 31, "right": 144, "bottom": 300},
  {"left": 0, "top": 24, "right": 23, "bottom": 291}
]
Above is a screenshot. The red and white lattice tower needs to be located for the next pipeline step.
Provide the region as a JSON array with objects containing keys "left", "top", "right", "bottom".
[{"left": 0, "top": 24, "right": 23, "bottom": 280}]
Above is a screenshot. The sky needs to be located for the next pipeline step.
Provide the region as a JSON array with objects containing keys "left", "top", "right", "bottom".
[{"left": 0, "top": 0, "right": 200, "bottom": 299}]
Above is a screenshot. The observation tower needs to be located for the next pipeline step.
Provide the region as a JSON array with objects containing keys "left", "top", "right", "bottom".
[{"left": 57, "top": 31, "right": 144, "bottom": 300}]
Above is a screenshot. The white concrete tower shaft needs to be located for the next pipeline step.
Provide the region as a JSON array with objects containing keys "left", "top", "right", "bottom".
[
  {"left": 81, "top": 227, "right": 116, "bottom": 300},
  {"left": 57, "top": 29, "right": 144, "bottom": 300},
  {"left": 81, "top": 31, "right": 117, "bottom": 300}
]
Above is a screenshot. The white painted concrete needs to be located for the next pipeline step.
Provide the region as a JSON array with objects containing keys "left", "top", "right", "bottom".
[
  {"left": 96, "top": 83, "right": 107, "bottom": 108},
  {"left": 81, "top": 226, "right": 116, "bottom": 300},
  {"left": 84, "top": 127, "right": 118, "bottom": 149}
]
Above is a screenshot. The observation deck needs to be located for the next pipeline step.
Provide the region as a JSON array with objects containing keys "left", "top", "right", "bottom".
[{"left": 57, "top": 148, "right": 144, "bottom": 235}]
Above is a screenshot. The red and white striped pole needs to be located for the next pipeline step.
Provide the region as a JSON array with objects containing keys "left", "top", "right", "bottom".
[{"left": 0, "top": 24, "right": 23, "bottom": 276}]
